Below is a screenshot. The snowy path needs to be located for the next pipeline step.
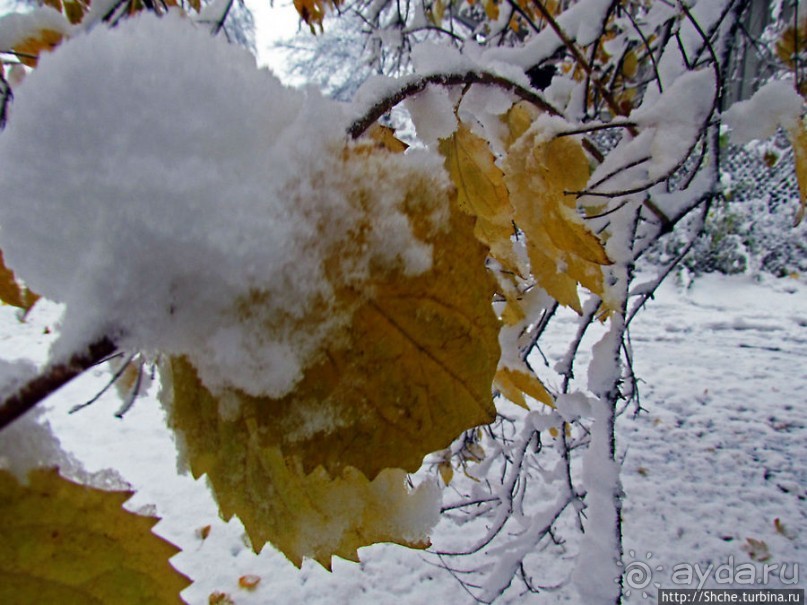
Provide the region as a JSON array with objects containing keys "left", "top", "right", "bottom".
[{"left": 0, "top": 274, "right": 804, "bottom": 603}]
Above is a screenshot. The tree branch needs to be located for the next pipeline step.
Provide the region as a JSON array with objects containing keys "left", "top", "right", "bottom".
[
  {"left": 347, "top": 70, "right": 563, "bottom": 139},
  {"left": 529, "top": 0, "right": 632, "bottom": 124},
  {"left": 0, "top": 337, "right": 117, "bottom": 431}
]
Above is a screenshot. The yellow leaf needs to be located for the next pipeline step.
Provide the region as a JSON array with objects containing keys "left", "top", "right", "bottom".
[
  {"left": 62, "top": 0, "right": 87, "bottom": 24},
  {"left": 500, "top": 297, "right": 526, "bottom": 325},
  {"left": 168, "top": 364, "right": 438, "bottom": 567},
  {"left": 463, "top": 441, "right": 485, "bottom": 462},
  {"left": 42, "top": 0, "right": 63, "bottom": 12},
  {"left": 621, "top": 49, "right": 638, "bottom": 79},
  {"left": 494, "top": 367, "right": 554, "bottom": 409},
  {"left": 503, "top": 101, "right": 539, "bottom": 148},
  {"left": 367, "top": 124, "right": 408, "bottom": 153},
  {"left": 776, "top": 20, "right": 807, "bottom": 70},
  {"left": 111, "top": 356, "right": 143, "bottom": 399},
  {"left": 789, "top": 121, "right": 807, "bottom": 226},
  {"left": 429, "top": 0, "right": 445, "bottom": 26},
  {"left": 13, "top": 29, "right": 64, "bottom": 68},
  {"left": 187, "top": 0, "right": 201, "bottom": 12},
  {"left": 255, "top": 201, "right": 499, "bottom": 478},
  {"left": 293, "top": 0, "right": 341, "bottom": 31},
  {"left": 484, "top": 0, "right": 499, "bottom": 22},
  {"left": 0, "top": 250, "right": 38, "bottom": 312},
  {"left": 0, "top": 468, "right": 189, "bottom": 604},
  {"left": 165, "top": 157, "right": 501, "bottom": 564},
  {"left": 197, "top": 525, "right": 211, "bottom": 540},
  {"left": 209, "top": 592, "right": 235, "bottom": 605},
  {"left": 439, "top": 123, "right": 523, "bottom": 275},
  {"left": 503, "top": 130, "right": 610, "bottom": 312},
  {"left": 238, "top": 575, "right": 261, "bottom": 590},
  {"left": 437, "top": 460, "right": 454, "bottom": 485}
]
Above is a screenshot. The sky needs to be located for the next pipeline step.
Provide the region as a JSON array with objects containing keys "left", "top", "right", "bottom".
[
  {"left": 242, "top": 0, "right": 301, "bottom": 71},
  {"left": 0, "top": 0, "right": 303, "bottom": 75}
]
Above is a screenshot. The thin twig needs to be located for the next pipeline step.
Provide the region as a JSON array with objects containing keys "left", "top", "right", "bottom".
[
  {"left": 528, "top": 0, "right": 634, "bottom": 124},
  {"left": 623, "top": 5, "right": 664, "bottom": 94},
  {"left": 555, "top": 121, "right": 638, "bottom": 138},
  {"left": 69, "top": 351, "right": 137, "bottom": 414}
]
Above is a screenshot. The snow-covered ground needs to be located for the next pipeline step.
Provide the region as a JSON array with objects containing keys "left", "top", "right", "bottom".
[
  {"left": 619, "top": 274, "right": 806, "bottom": 600},
  {"left": 0, "top": 272, "right": 804, "bottom": 603}
]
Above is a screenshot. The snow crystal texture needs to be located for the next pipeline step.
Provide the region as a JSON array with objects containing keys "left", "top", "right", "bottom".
[{"left": 0, "top": 12, "right": 450, "bottom": 398}]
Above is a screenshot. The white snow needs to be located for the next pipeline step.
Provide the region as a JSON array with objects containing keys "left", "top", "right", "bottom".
[
  {"left": 632, "top": 69, "right": 716, "bottom": 180},
  {"left": 0, "top": 357, "right": 36, "bottom": 400},
  {"left": 650, "top": 0, "right": 732, "bottom": 99},
  {"left": 481, "top": 0, "right": 613, "bottom": 70},
  {"left": 723, "top": 80, "right": 804, "bottom": 145},
  {"left": 0, "top": 12, "right": 451, "bottom": 399},
  {"left": 0, "top": 406, "right": 67, "bottom": 481},
  {"left": 403, "top": 84, "right": 458, "bottom": 147}
]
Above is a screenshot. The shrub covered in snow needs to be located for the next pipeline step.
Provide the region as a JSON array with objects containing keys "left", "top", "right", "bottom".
[{"left": 645, "top": 133, "right": 807, "bottom": 279}]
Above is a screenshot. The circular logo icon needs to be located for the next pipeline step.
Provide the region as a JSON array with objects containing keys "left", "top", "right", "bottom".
[{"left": 615, "top": 550, "right": 663, "bottom": 599}]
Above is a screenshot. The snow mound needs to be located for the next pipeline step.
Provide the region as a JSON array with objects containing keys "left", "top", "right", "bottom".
[{"left": 0, "top": 12, "right": 450, "bottom": 399}]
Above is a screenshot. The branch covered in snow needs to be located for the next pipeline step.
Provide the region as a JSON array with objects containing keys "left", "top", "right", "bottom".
[
  {"left": 348, "top": 70, "right": 563, "bottom": 139},
  {"left": 0, "top": 337, "right": 116, "bottom": 431}
]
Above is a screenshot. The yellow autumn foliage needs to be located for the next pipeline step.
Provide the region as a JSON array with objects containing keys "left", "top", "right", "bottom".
[
  {"left": 429, "top": 0, "right": 445, "bottom": 26},
  {"left": 367, "top": 124, "right": 409, "bottom": 153},
  {"left": 439, "top": 123, "right": 523, "bottom": 276},
  {"left": 0, "top": 250, "right": 38, "bottom": 312},
  {"left": 165, "top": 149, "right": 501, "bottom": 565},
  {"left": 294, "top": 0, "right": 342, "bottom": 31},
  {"left": 438, "top": 105, "right": 610, "bottom": 314},
  {"left": 0, "top": 468, "right": 189, "bottom": 604},
  {"left": 504, "top": 127, "right": 611, "bottom": 313},
  {"left": 494, "top": 367, "right": 553, "bottom": 409},
  {"left": 169, "top": 358, "right": 438, "bottom": 568},
  {"left": 776, "top": 20, "right": 807, "bottom": 70},
  {"left": 62, "top": 0, "right": 88, "bottom": 24},
  {"left": 436, "top": 108, "right": 608, "bottom": 409},
  {"left": 484, "top": 0, "right": 499, "bottom": 22}
]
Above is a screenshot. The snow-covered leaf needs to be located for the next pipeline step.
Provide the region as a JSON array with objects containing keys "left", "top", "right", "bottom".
[
  {"left": 165, "top": 192, "right": 499, "bottom": 564},
  {"left": 169, "top": 357, "right": 440, "bottom": 568}
]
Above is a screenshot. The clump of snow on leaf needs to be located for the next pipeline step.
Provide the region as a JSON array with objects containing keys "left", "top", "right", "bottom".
[
  {"left": 0, "top": 7, "right": 71, "bottom": 50},
  {"left": 0, "top": 12, "right": 451, "bottom": 398}
]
